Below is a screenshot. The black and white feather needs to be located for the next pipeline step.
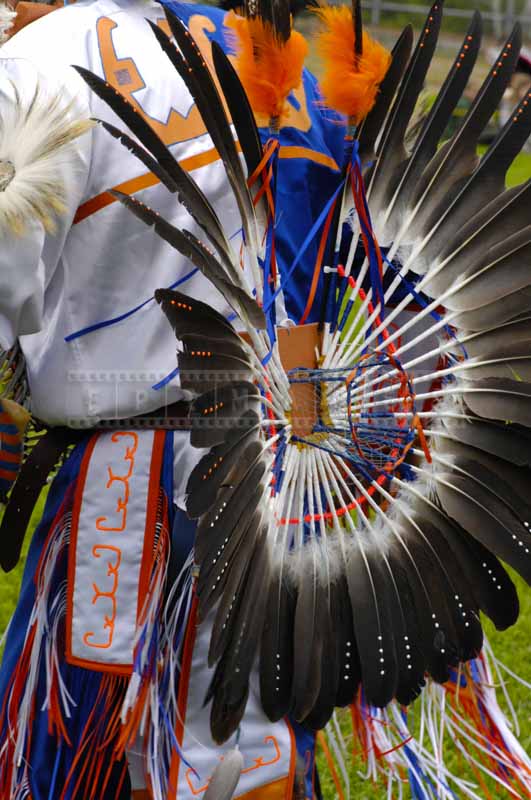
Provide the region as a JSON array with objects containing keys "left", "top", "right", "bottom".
[{"left": 77, "top": 2, "right": 531, "bottom": 747}]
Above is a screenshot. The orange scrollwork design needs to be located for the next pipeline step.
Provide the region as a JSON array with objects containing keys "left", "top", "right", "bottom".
[
  {"left": 83, "top": 544, "right": 122, "bottom": 650},
  {"left": 96, "top": 13, "right": 311, "bottom": 145},
  {"left": 96, "top": 432, "right": 138, "bottom": 532},
  {"left": 185, "top": 736, "right": 281, "bottom": 795}
]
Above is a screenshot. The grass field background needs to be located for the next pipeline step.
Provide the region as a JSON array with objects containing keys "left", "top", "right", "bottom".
[{"left": 1, "top": 29, "right": 531, "bottom": 797}]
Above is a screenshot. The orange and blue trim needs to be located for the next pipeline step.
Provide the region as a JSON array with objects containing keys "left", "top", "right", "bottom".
[{"left": 0, "top": 404, "right": 23, "bottom": 501}]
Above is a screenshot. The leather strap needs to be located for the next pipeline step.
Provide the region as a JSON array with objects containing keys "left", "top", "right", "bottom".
[
  {"left": 0, "top": 400, "right": 192, "bottom": 573},
  {"left": 98, "top": 400, "right": 193, "bottom": 430},
  {"left": 0, "top": 426, "right": 83, "bottom": 573},
  {"left": 242, "top": 323, "right": 321, "bottom": 437},
  {"left": 8, "top": 2, "right": 62, "bottom": 39}
]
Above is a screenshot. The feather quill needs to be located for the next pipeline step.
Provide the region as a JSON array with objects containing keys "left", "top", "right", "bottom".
[
  {"left": 357, "top": 24, "right": 413, "bottom": 164},
  {"left": 112, "top": 192, "right": 265, "bottom": 329},
  {"left": 211, "top": 40, "right": 264, "bottom": 178},
  {"left": 150, "top": 13, "right": 264, "bottom": 297},
  {"left": 204, "top": 748, "right": 244, "bottom": 800}
]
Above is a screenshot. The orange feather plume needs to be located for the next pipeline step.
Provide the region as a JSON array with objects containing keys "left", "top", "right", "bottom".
[
  {"left": 313, "top": 4, "right": 391, "bottom": 124},
  {"left": 224, "top": 10, "right": 308, "bottom": 123}
]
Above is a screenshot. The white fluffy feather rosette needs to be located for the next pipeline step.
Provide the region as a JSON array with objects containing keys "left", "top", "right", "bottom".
[
  {"left": 0, "top": 3, "right": 15, "bottom": 44},
  {"left": 0, "top": 60, "right": 93, "bottom": 234}
]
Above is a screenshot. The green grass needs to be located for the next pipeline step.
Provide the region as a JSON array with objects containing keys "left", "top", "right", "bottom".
[
  {"left": 507, "top": 152, "right": 531, "bottom": 188},
  {"left": 315, "top": 570, "right": 531, "bottom": 800},
  {"left": 0, "top": 491, "right": 46, "bottom": 633}
]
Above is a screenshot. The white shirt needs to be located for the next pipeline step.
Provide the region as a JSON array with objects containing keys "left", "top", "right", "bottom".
[{"left": 0, "top": 0, "right": 246, "bottom": 426}]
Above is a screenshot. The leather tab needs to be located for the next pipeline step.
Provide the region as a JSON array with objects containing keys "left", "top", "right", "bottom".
[
  {"left": 277, "top": 323, "right": 320, "bottom": 438},
  {"left": 8, "top": 1, "right": 62, "bottom": 39},
  {"left": 241, "top": 323, "right": 321, "bottom": 438}
]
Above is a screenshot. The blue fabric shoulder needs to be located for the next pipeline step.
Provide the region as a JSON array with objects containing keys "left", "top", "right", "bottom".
[
  {"left": 158, "top": 0, "right": 347, "bottom": 323},
  {"left": 157, "top": 1, "right": 228, "bottom": 35}
]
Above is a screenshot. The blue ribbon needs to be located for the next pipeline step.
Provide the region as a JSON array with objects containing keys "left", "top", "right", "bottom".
[
  {"left": 47, "top": 740, "right": 63, "bottom": 800},
  {"left": 264, "top": 180, "right": 345, "bottom": 314},
  {"left": 262, "top": 204, "right": 278, "bottom": 349},
  {"left": 152, "top": 366, "right": 180, "bottom": 391},
  {"left": 272, "top": 433, "right": 288, "bottom": 494},
  {"left": 65, "top": 268, "right": 199, "bottom": 343},
  {"left": 383, "top": 255, "right": 468, "bottom": 361},
  {"left": 159, "top": 702, "right": 200, "bottom": 779},
  {"left": 351, "top": 141, "right": 387, "bottom": 325}
]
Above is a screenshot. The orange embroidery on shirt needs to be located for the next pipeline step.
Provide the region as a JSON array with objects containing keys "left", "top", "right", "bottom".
[
  {"left": 171, "top": 13, "right": 311, "bottom": 131},
  {"left": 74, "top": 141, "right": 340, "bottom": 225},
  {"left": 280, "top": 145, "right": 338, "bottom": 170},
  {"left": 97, "top": 15, "right": 214, "bottom": 146},
  {"left": 185, "top": 736, "right": 282, "bottom": 795},
  {"left": 95, "top": 431, "right": 138, "bottom": 532},
  {"left": 253, "top": 85, "right": 311, "bottom": 132},
  {"left": 96, "top": 13, "right": 311, "bottom": 145},
  {"left": 82, "top": 544, "right": 122, "bottom": 649}
]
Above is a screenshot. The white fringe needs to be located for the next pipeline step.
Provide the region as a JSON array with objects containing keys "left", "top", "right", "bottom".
[
  {"left": 6, "top": 510, "right": 71, "bottom": 798},
  {"left": 121, "top": 544, "right": 195, "bottom": 800},
  {"left": 323, "top": 641, "right": 531, "bottom": 800}
]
